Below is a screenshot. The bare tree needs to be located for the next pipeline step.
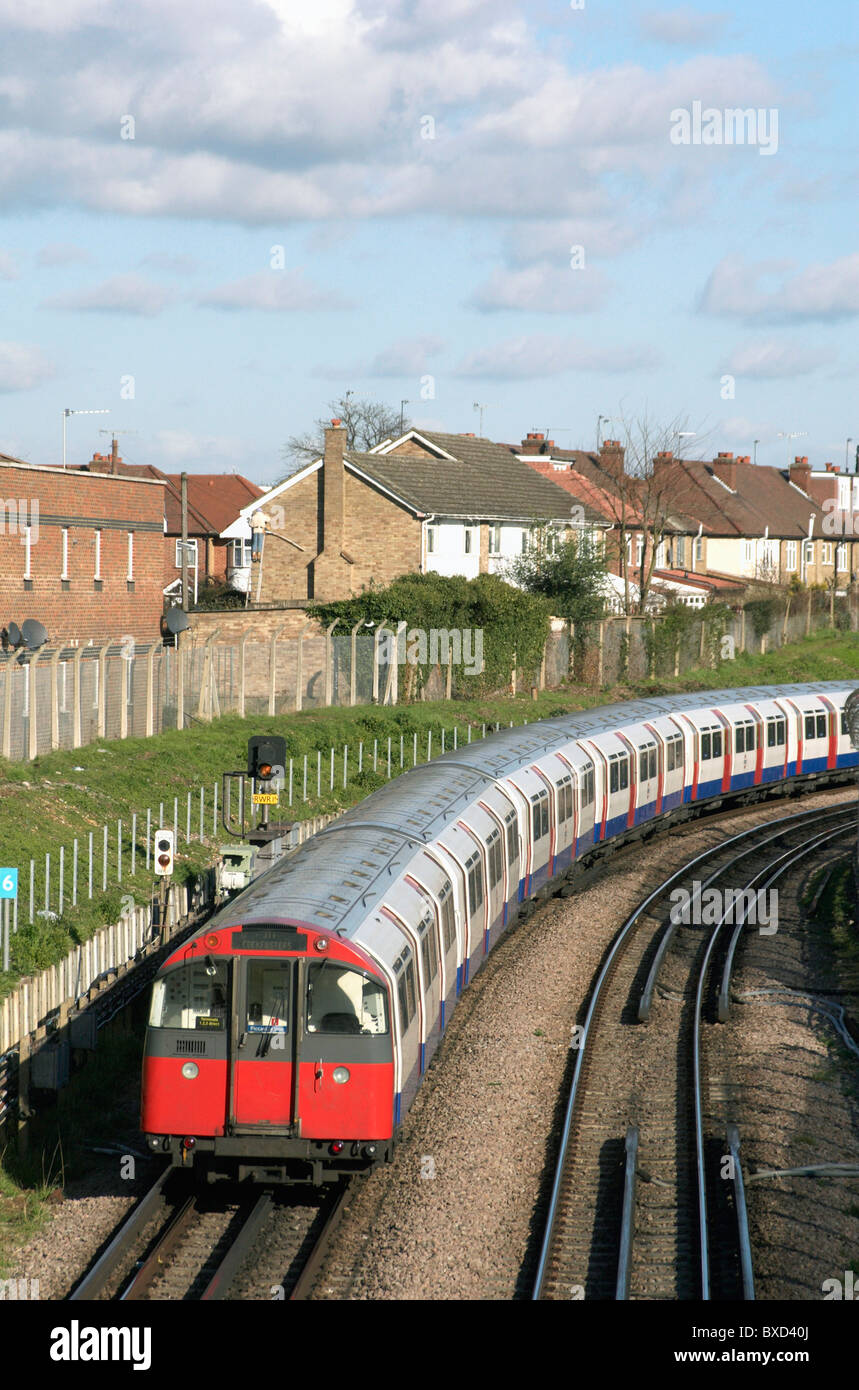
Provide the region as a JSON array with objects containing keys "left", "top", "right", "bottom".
[
  {"left": 281, "top": 395, "right": 410, "bottom": 474},
  {"left": 591, "top": 412, "right": 712, "bottom": 615}
]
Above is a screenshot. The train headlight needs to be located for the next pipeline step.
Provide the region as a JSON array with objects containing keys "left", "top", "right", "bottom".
[
  {"left": 332, "top": 1066, "right": 350, "bottom": 1084},
  {"left": 181, "top": 1062, "right": 199, "bottom": 1080},
  {"left": 315, "top": 937, "right": 329, "bottom": 952}
]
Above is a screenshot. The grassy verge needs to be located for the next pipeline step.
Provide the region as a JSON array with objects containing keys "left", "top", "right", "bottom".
[{"left": 2, "top": 628, "right": 859, "bottom": 998}]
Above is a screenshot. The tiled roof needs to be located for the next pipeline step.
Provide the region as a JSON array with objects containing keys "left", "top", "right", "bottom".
[
  {"left": 348, "top": 432, "right": 579, "bottom": 521},
  {"left": 73, "top": 459, "right": 264, "bottom": 534},
  {"left": 653, "top": 568, "right": 745, "bottom": 592},
  {"left": 654, "top": 459, "right": 825, "bottom": 538}
]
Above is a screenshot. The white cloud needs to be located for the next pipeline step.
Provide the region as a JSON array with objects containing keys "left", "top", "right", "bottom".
[
  {"left": 140, "top": 252, "right": 199, "bottom": 275},
  {"left": 470, "top": 264, "right": 609, "bottom": 313},
  {"left": 366, "top": 335, "right": 445, "bottom": 375},
  {"left": 42, "top": 273, "right": 178, "bottom": 315},
  {"left": 0, "top": 250, "right": 18, "bottom": 280},
  {"left": 0, "top": 341, "right": 55, "bottom": 392},
  {"left": 148, "top": 428, "right": 244, "bottom": 467},
  {"left": 723, "top": 339, "right": 835, "bottom": 378},
  {"left": 700, "top": 253, "right": 859, "bottom": 323},
  {"left": 454, "top": 334, "right": 661, "bottom": 379},
  {"left": 199, "top": 270, "right": 353, "bottom": 311},
  {"left": 639, "top": 8, "right": 729, "bottom": 46}
]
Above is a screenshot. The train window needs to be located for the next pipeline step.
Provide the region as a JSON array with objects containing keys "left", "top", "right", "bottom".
[
  {"left": 610, "top": 759, "right": 618, "bottom": 793},
  {"left": 842, "top": 711, "right": 848, "bottom": 736},
  {"left": 766, "top": 718, "right": 786, "bottom": 748},
  {"left": 307, "top": 963, "right": 388, "bottom": 1035},
  {"left": 440, "top": 887, "right": 456, "bottom": 952},
  {"left": 397, "top": 972, "right": 409, "bottom": 1028},
  {"left": 245, "top": 961, "right": 290, "bottom": 1034},
  {"left": 488, "top": 830, "right": 503, "bottom": 887},
  {"left": 531, "top": 791, "right": 549, "bottom": 839},
  {"left": 701, "top": 732, "right": 711, "bottom": 760},
  {"left": 505, "top": 814, "right": 518, "bottom": 865},
  {"left": 558, "top": 777, "right": 573, "bottom": 821},
  {"left": 468, "top": 859, "right": 484, "bottom": 914},
  {"left": 712, "top": 730, "right": 722, "bottom": 758},
  {"left": 735, "top": 722, "right": 754, "bottom": 753},
  {"left": 817, "top": 713, "right": 827, "bottom": 739},
  {"left": 149, "top": 960, "right": 229, "bottom": 1031},
  {"left": 420, "top": 926, "right": 439, "bottom": 986},
  {"left": 608, "top": 753, "right": 629, "bottom": 792},
  {"left": 404, "top": 961, "right": 418, "bottom": 1021},
  {"left": 581, "top": 764, "right": 594, "bottom": 807},
  {"left": 666, "top": 734, "right": 682, "bottom": 772}
]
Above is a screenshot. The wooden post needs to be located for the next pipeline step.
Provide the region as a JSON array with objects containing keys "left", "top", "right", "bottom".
[
  {"left": 806, "top": 589, "right": 812, "bottom": 637},
  {"left": 597, "top": 623, "right": 605, "bottom": 687}
]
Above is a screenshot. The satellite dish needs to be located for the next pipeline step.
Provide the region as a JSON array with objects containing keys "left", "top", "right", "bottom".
[
  {"left": 166, "top": 608, "right": 190, "bottom": 636},
  {"left": 21, "top": 619, "right": 47, "bottom": 651},
  {"left": 844, "top": 690, "right": 859, "bottom": 750},
  {"left": 7, "top": 622, "right": 21, "bottom": 648}
]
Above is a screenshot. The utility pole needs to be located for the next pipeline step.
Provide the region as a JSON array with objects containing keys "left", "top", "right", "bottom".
[{"left": 181, "top": 472, "right": 189, "bottom": 612}]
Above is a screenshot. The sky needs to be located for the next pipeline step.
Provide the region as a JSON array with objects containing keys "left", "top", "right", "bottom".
[{"left": 0, "top": 0, "right": 856, "bottom": 484}]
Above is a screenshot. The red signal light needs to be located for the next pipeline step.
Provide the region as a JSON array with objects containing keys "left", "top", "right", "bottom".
[
  {"left": 330, "top": 1141, "right": 344, "bottom": 1155},
  {"left": 258, "top": 763, "right": 273, "bottom": 778}
]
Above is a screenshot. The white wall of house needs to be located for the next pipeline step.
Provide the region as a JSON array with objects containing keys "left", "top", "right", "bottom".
[
  {"left": 487, "top": 521, "right": 535, "bottom": 576},
  {"left": 424, "top": 520, "right": 481, "bottom": 578}
]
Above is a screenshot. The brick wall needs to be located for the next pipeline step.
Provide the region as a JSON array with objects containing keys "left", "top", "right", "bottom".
[
  {"left": 0, "top": 462, "right": 166, "bottom": 645},
  {"left": 258, "top": 466, "right": 422, "bottom": 602}
]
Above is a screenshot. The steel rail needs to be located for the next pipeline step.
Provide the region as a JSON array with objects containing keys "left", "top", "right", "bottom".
[
  {"left": 615, "top": 1126, "right": 639, "bottom": 1300},
  {"left": 726, "top": 1124, "right": 754, "bottom": 1300},
  {"left": 638, "top": 802, "right": 855, "bottom": 1022},
  {"left": 531, "top": 801, "right": 853, "bottom": 1300},
  {"left": 290, "top": 1180, "right": 354, "bottom": 1301},
  {"left": 693, "top": 820, "right": 852, "bottom": 1299},
  {"left": 68, "top": 1165, "right": 173, "bottom": 1300},
  {"left": 199, "top": 1193, "right": 274, "bottom": 1301},
  {"left": 120, "top": 1193, "right": 198, "bottom": 1300}
]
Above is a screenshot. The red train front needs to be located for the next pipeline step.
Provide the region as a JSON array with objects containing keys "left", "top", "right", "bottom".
[{"left": 141, "top": 919, "right": 395, "bottom": 1185}]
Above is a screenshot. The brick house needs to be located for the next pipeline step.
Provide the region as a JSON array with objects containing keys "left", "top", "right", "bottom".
[
  {"left": 77, "top": 440, "right": 265, "bottom": 601},
  {"left": 0, "top": 451, "right": 166, "bottom": 645},
  {"left": 225, "top": 424, "right": 601, "bottom": 602},
  {"left": 649, "top": 452, "right": 847, "bottom": 588}
]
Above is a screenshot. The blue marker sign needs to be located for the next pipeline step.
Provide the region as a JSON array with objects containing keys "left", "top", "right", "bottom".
[{"left": 0, "top": 869, "right": 18, "bottom": 899}]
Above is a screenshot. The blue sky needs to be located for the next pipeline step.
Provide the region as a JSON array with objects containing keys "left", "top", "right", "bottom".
[{"left": 0, "top": 0, "right": 855, "bottom": 483}]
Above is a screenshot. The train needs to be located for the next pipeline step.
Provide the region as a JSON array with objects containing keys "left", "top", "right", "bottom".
[{"left": 141, "top": 682, "right": 859, "bottom": 1185}]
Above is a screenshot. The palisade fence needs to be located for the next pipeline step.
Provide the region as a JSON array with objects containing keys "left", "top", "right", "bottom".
[{"left": 1, "top": 596, "right": 857, "bottom": 762}]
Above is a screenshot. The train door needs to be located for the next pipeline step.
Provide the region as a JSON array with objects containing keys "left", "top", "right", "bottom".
[{"left": 230, "top": 956, "right": 295, "bottom": 1130}]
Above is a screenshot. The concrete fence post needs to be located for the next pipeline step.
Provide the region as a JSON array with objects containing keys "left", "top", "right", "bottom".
[
  {"left": 269, "top": 625, "right": 286, "bottom": 717},
  {"left": 50, "top": 647, "right": 62, "bottom": 751},
  {"left": 28, "top": 647, "right": 45, "bottom": 761},
  {"left": 295, "top": 621, "right": 313, "bottom": 713},
  {"left": 2, "top": 656, "right": 12, "bottom": 761},
  {"left": 350, "top": 619, "right": 362, "bottom": 706}
]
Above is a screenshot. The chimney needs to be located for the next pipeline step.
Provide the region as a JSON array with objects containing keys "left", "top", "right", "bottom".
[
  {"left": 599, "top": 438, "right": 625, "bottom": 478},
  {"left": 323, "top": 419, "right": 346, "bottom": 554},
  {"left": 520, "top": 433, "right": 543, "bottom": 454},
  {"left": 711, "top": 451, "right": 737, "bottom": 491},
  {"left": 825, "top": 462, "right": 838, "bottom": 473},
  {"left": 790, "top": 456, "right": 811, "bottom": 492}
]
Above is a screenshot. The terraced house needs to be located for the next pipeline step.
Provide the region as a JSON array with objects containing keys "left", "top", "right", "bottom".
[{"left": 225, "top": 423, "right": 605, "bottom": 602}]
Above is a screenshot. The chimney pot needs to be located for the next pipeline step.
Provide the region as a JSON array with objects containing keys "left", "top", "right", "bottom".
[{"left": 331, "top": 418, "right": 342, "bottom": 427}]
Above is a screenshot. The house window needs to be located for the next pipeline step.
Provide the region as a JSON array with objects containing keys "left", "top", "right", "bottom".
[
  {"left": 521, "top": 529, "right": 530, "bottom": 554},
  {"left": 175, "top": 537, "right": 198, "bottom": 568},
  {"left": 786, "top": 541, "right": 797, "bottom": 571},
  {"left": 464, "top": 527, "right": 474, "bottom": 554},
  {"left": 655, "top": 541, "right": 666, "bottom": 568},
  {"left": 802, "top": 540, "right": 814, "bottom": 567},
  {"left": 61, "top": 528, "right": 69, "bottom": 580},
  {"left": 23, "top": 526, "right": 32, "bottom": 580},
  {"left": 127, "top": 532, "right": 134, "bottom": 581},
  {"left": 695, "top": 535, "right": 703, "bottom": 562},
  {"left": 636, "top": 535, "right": 644, "bottom": 566},
  {"left": 426, "top": 525, "right": 437, "bottom": 555},
  {"left": 837, "top": 543, "right": 848, "bottom": 572},
  {"left": 675, "top": 536, "right": 685, "bottom": 567},
  {"left": 743, "top": 539, "right": 754, "bottom": 567},
  {"left": 488, "top": 525, "right": 501, "bottom": 556},
  {"left": 94, "top": 529, "right": 101, "bottom": 580},
  {"left": 230, "top": 538, "right": 252, "bottom": 567},
  {"left": 839, "top": 478, "right": 850, "bottom": 510},
  {"left": 822, "top": 541, "right": 833, "bottom": 565}
]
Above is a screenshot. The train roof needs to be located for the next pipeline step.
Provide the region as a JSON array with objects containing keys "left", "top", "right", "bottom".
[{"left": 203, "top": 682, "right": 854, "bottom": 943}]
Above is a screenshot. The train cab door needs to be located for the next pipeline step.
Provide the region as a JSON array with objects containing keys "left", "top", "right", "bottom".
[{"left": 230, "top": 955, "right": 296, "bottom": 1131}]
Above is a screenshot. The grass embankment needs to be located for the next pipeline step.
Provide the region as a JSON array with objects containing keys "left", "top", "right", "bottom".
[{"left": 2, "top": 627, "right": 859, "bottom": 1000}]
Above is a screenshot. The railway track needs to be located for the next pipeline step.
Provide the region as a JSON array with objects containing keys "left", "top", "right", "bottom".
[
  {"left": 532, "top": 801, "right": 857, "bottom": 1302},
  {"left": 68, "top": 1169, "right": 352, "bottom": 1302}
]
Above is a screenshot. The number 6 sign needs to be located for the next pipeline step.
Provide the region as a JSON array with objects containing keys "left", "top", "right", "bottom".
[{"left": 0, "top": 869, "right": 17, "bottom": 898}]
